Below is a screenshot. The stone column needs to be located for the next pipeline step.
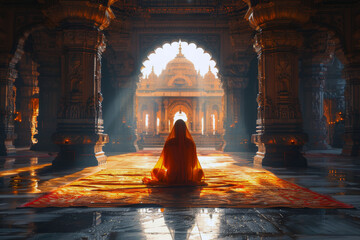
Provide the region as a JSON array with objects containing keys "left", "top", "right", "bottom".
[
  {"left": 164, "top": 99, "right": 169, "bottom": 132},
  {"left": 105, "top": 79, "right": 137, "bottom": 153},
  {"left": 302, "top": 63, "right": 331, "bottom": 150},
  {"left": 203, "top": 102, "right": 207, "bottom": 134},
  {"left": 324, "top": 58, "right": 346, "bottom": 147},
  {"left": 152, "top": 100, "right": 157, "bottom": 135},
  {"left": 301, "top": 31, "right": 334, "bottom": 150},
  {"left": 222, "top": 57, "right": 250, "bottom": 152},
  {"left": 45, "top": 1, "right": 114, "bottom": 167},
  {"left": 14, "top": 55, "right": 39, "bottom": 147},
  {"left": 192, "top": 98, "right": 197, "bottom": 132},
  {"left": 32, "top": 62, "right": 60, "bottom": 151},
  {"left": 160, "top": 100, "right": 165, "bottom": 132},
  {"left": 198, "top": 99, "right": 203, "bottom": 133},
  {"left": 245, "top": 0, "right": 310, "bottom": 167},
  {"left": 156, "top": 99, "right": 162, "bottom": 134},
  {"left": 30, "top": 30, "right": 61, "bottom": 151},
  {"left": 0, "top": 54, "right": 18, "bottom": 155},
  {"left": 342, "top": 57, "right": 360, "bottom": 156}
]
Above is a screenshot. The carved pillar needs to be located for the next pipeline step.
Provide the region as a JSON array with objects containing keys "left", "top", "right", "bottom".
[
  {"left": 301, "top": 64, "right": 331, "bottom": 150},
  {"left": 342, "top": 57, "right": 360, "bottom": 156},
  {"left": 0, "top": 54, "right": 18, "bottom": 155},
  {"left": 32, "top": 62, "right": 60, "bottom": 151},
  {"left": 156, "top": 99, "right": 162, "bottom": 134},
  {"left": 14, "top": 55, "right": 39, "bottom": 147},
  {"left": 192, "top": 98, "right": 197, "bottom": 132},
  {"left": 45, "top": 1, "right": 114, "bottom": 167},
  {"left": 245, "top": 0, "right": 310, "bottom": 167},
  {"left": 198, "top": 99, "right": 203, "bottom": 134},
  {"left": 203, "top": 102, "right": 207, "bottom": 134},
  {"left": 152, "top": 100, "right": 157, "bottom": 135},
  {"left": 164, "top": 99, "right": 169, "bottom": 132},
  {"left": 194, "top": 99, "right": 199, "bottom": 132},
  {"left": 105, "top": 79, "right": 138, "bottom": 153},
  {"left": 222, "top": 57, "right": 250, "bottom": 152},
  {"left": 324, "top": 58, "right": 346, "bottom": 147},
  {"left": 104, "top": 23, "right": 137, "bottom": 152},
  {"left": 31, "top": 30, "right": 61, "bottom": 151},
  {"left": 301, "top": 31, "right": 334, "bottom": 150},
  {"left": 160, "top": 100, "right": 165, "bottom": 132}
]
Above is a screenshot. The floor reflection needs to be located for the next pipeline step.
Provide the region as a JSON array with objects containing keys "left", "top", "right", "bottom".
[
  {"left": 163, "top": 208, "right": 198, "bottom": 240},
  {"left": 137, "top": 208, "right": 220, "bottom": 240}
]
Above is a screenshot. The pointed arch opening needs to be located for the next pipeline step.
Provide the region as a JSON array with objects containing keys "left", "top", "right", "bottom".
[{"left": 136, "top": 40, "right": 225, "bottom": 150}]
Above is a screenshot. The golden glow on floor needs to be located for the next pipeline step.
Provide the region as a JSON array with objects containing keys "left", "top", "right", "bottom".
[
  {"left": 0, "top": 163, "right": 51, "bottom": 177},
  {"left": 22, "top": 151, "right": 353, "bottom": 209}
]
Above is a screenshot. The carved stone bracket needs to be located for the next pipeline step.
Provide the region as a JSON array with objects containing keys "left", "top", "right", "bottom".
[
  {"left": 43, "top": 0, "right": 115, "bottom": 30},
  {"left": 244, "top": 0, "right": 311, "bottom": 31}
]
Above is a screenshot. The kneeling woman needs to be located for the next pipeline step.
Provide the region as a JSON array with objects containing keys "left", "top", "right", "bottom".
[{"left": 143, "top": 119, "right": 205, "bottom": 185}]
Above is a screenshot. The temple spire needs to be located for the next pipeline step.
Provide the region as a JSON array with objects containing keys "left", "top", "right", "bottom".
[{"left": 177, "top": 41, "right": 184, "bottom": 57}]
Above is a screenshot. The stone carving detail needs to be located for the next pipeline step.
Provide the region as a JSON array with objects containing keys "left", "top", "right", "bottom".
[
  {"left": 58, "top": 95, "right": 103, "bottom": 120},
  {"left": 276, "top": 56, "right": 291, "bottom": 95},
  {"left": 96, "top": 92, "right": 103, "bottom": 119},
  {"left": 221, "top": 54, "right": 251, "bottom": 89},
  {"left": 254, "top": 30, "right": 303, "bottom": 53},
  {"left": 69, "top": 55, "right": 83, "bottom": 94}
]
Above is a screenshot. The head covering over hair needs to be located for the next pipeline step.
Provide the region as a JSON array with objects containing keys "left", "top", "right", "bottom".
[{"left": 143, "top": 119, "right": 205, "bottom": 185}]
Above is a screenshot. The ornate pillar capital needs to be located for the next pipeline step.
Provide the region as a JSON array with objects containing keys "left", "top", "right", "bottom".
[
  {"left": 244, "top": 0, "right": 311, "bottom": 31},
  {"left": 43, "top": 0, "right": 115, "bottom": 30},
  {"left": 221, "top": 55, "right": 251, "bottom": 89},
  {"left": 60, "top": 29, "right": 106, "bottom": 54},
  {"left": 228, "top": 17, "right": 254, "bottom": 53},
  {"left": 254, "top": 29, "right": 303, "bottom": 54}
]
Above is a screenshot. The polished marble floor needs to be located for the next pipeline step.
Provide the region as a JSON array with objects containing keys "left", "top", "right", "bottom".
[{"left": 0, "top": 148, "right": 360, "bottom": 239}]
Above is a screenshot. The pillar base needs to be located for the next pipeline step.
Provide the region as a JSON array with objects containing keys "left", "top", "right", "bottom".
[
  {"left": 31, "top": 140, "right": 59, "bottom": 152},
  {"left": 223, "top": 128, "right": 249, "bottom": 152},
  {"left": 252, "top": 133, "right": 307, "bottom": 167},
  {"left": 105, "top": 127, "right": 138, "bottom": 153},
  {"left": 0, "top": 139, "right": 16, "bottom": 156},
  {"left": 223, "top": 142, "right": 249, "bottom": 152},
  {"left": 342, "top": 133, "right": 360, "bottom": 156},
  {"left": 254, "top": 144, "right": 307, "bottom": 167},
  {"left": 0, "top": 133, "right": 16, "bottom": 156},
  {"left": 52, "top": 132, "right": 108, "bottom": 169},
  {"left": 52, "top": 146, "right": 107, "bottom": 169}
]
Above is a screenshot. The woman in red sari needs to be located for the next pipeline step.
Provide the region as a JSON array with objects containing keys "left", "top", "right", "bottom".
[{"left": 143, "top": 119, "right": 205, "bottom": 185}]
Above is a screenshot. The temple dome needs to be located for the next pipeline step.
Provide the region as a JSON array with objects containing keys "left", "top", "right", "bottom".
[{"left": 164, "top": 44, "right": 196, "bottom": 72}]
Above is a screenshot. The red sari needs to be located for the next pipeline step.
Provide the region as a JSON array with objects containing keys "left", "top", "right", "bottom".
[{"left": 143, "top": 120, "right": 205, "bottom": 185}]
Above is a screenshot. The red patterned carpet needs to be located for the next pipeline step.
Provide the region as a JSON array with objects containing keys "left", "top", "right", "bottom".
[{"left": 22, "top": 152, "right": 353, "bottom": 208}]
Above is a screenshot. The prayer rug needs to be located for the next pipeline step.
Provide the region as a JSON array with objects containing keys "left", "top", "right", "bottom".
[{"left": 22, "top": 166, "right": 353, "bottom": 208}]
